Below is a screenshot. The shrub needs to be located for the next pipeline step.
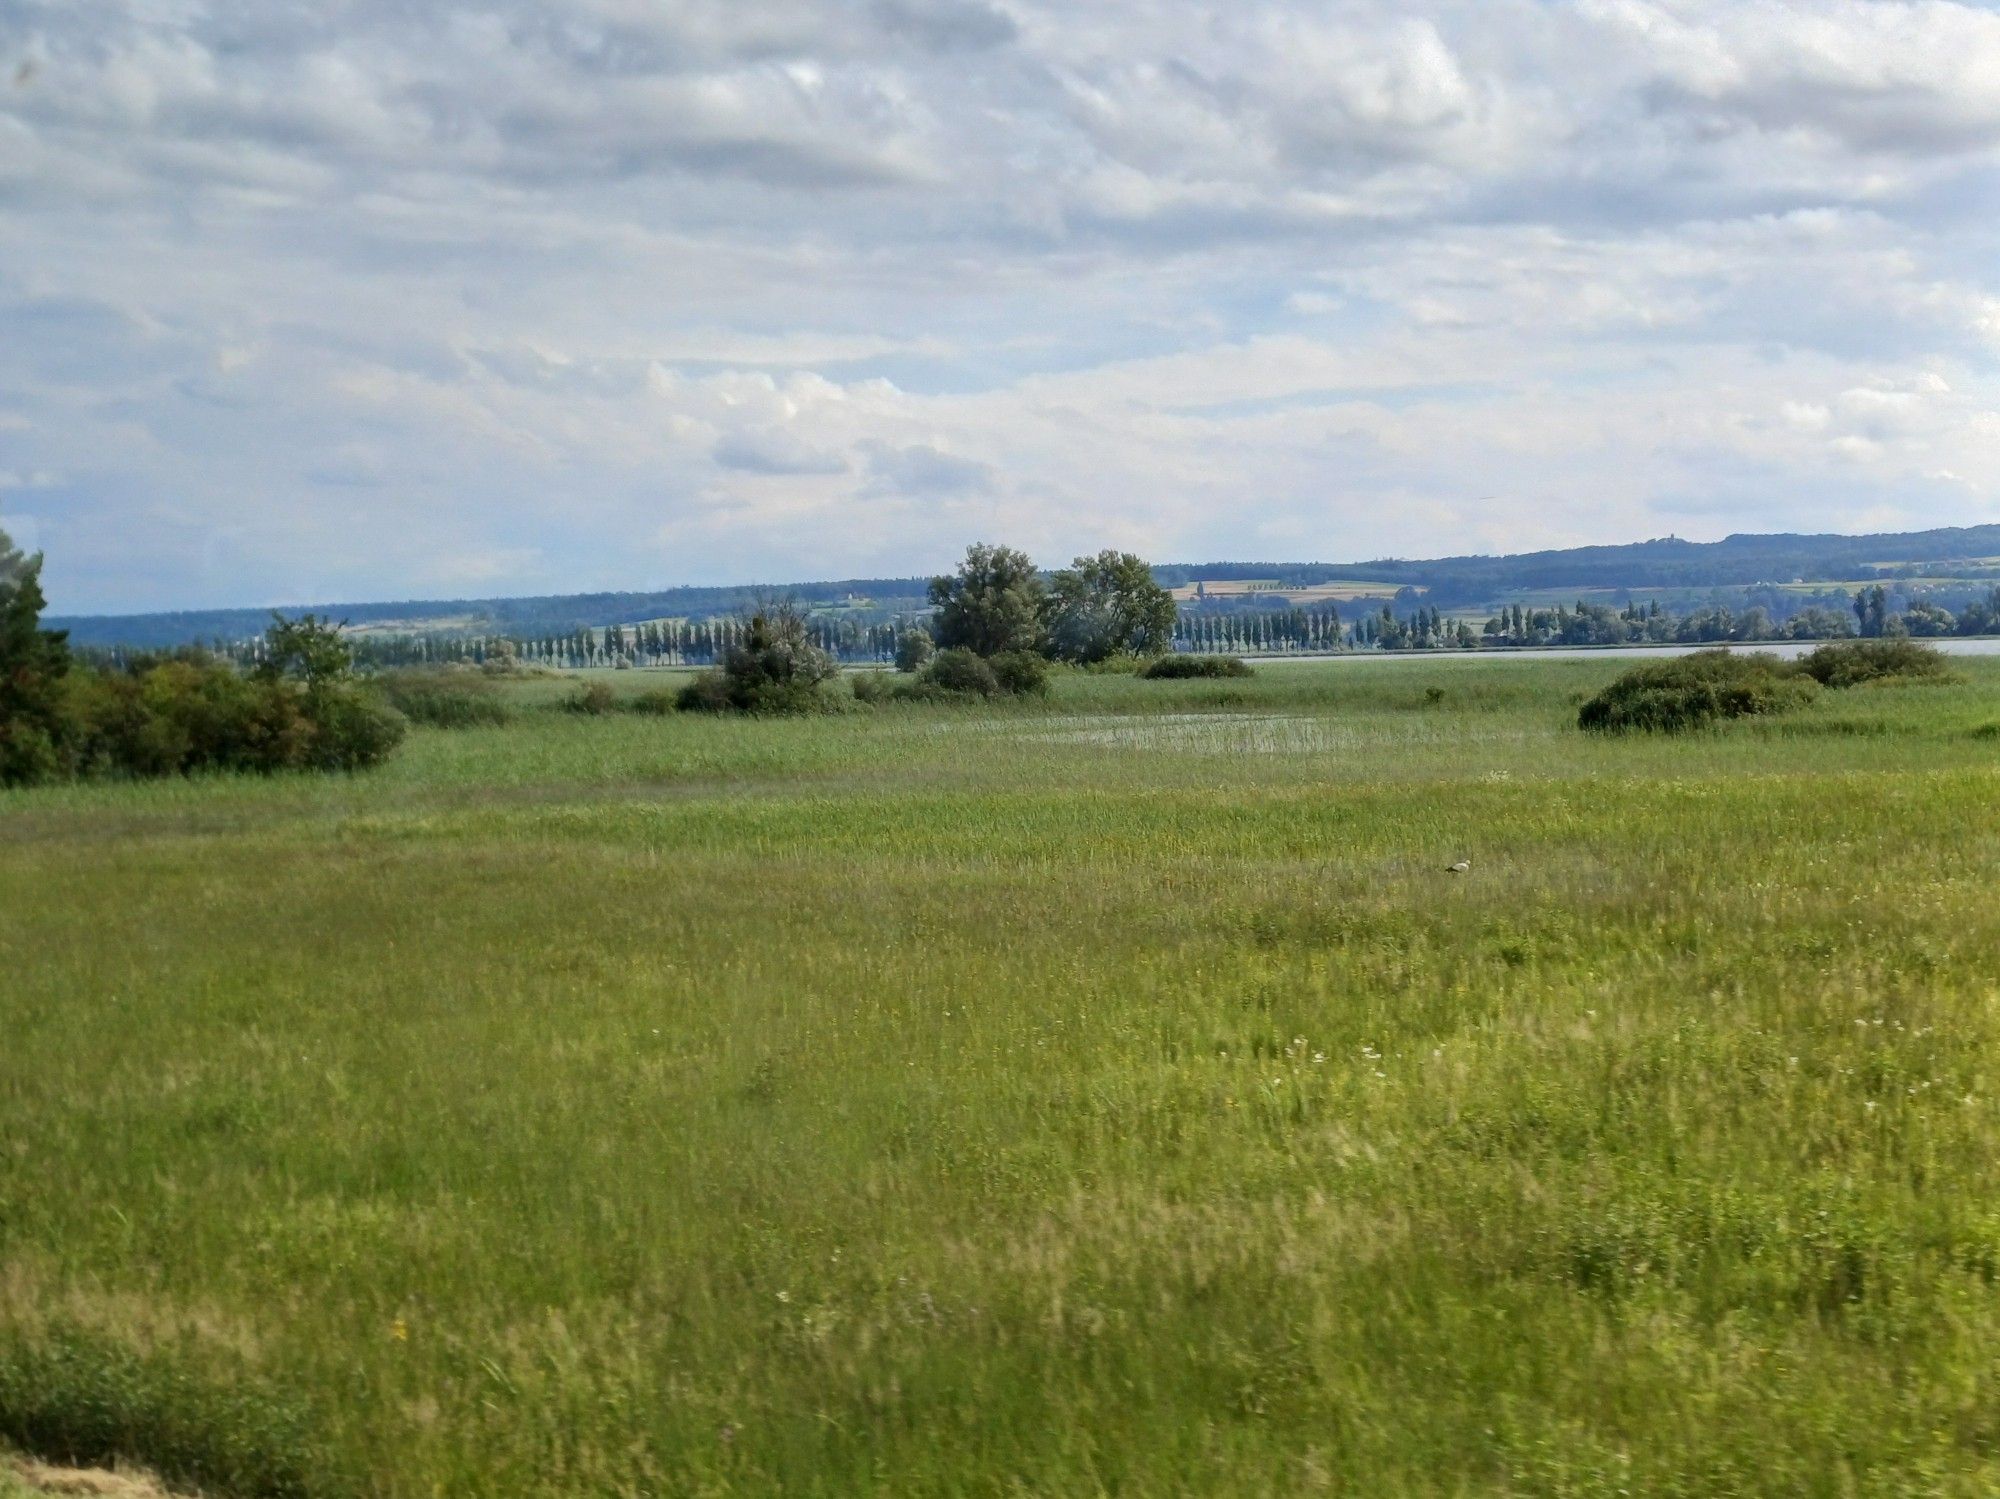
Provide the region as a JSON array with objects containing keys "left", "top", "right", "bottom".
[
  {"left": 627, "top": 688, "right": 678, "bottom": 716},
  {"left": 1141, "top": 655, "right": 1252, "bottom": 680},
  {"left": 0, "top": 563, "right": 405, "bottom": 784},
  {"left": 1797, "top": 638, "right": 1952, "bottom": 689},
  {"left": 563, "top": 682, "right": 618, "bottom": 715},
  {"left": 917, "top": 648, "right": 1002, "bottom": 698},
  {"left": 308, "top": 690, "right": 409, "bottom": 771},
  {"left": 675, "top": 607, "right": 840, "bottom": 714},
  {"left": 373, "top": 670, "right": 512, "bottom": 728},
  {"left": 1579, "top": 650, "right": 1818, "bottom": 733},
  {"left": 48, "top": 654, "right": 403, "bottom": 777},
  {"left": 893, "top": 630, "right": 935, "bottom": 673},
  {"left": 674, "top": 672, "right": 735, "bottom": 713},
  {"left": 851, "top": 671, "right": 894, "bottom": 704},
  {"left": 987, "top": 650, "right": 1050, "bottom": 696}
]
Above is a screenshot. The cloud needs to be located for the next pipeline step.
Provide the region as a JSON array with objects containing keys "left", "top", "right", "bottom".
[
  {"left": 713, "top": 428, "right": 850, "bottom": 475},
  {"left": 861, "top": 442, "right": 998, "bottom": 498},
  {"left": 872, "top": 0, "right": 1018, "bottom": 53},
  {"left": 1591, "top": 0, "right": 2000, "bottom": 156},
  {"left": 3, "top": 0, "right": 2000, "bottom": 612}
]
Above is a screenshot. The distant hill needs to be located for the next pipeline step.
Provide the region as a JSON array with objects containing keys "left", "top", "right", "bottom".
[
  {"left": 52, "top": 577, "right": 936, "bottom": 649},
  {"left": 1158, "top": 524, "right": 2000, "bottom": 606},
  {"left": 51, "top": 524, "right": 2000, "bottom": 648}
]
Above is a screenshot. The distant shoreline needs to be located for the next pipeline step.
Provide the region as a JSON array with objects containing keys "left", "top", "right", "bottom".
[{"left": 1233, "top": 638, "right": 2000, "bottom": 664}]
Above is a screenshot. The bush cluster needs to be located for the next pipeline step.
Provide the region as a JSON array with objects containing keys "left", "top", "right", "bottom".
[
  {"left": 1, "top": 578, "right": 406, "bottom": 785},
  {"left": 1797, "top": 638, "right": 1952, "bottom": 688},
  {"left": 563, "top": 682, "right": 620, "bottom": 716},
  {"left": 677, "top": 607, "right": 841, "bottom": 715},
  {"left": 54, "top": 655, "right": 406, "bottom": 777},
  {"left": 884, "top": 646, "right": 1051, "bottom": 702},
  {"left": 1141, "top": 654, "right": 1253, "bottom": 680},
  {"left": 1578, "top": 651, "right": 1819, "bottom": 733}
]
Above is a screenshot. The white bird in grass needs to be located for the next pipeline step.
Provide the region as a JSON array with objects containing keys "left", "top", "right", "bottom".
[{"left": 1446, "top": 860, "right": 1471, "bottom": 874}]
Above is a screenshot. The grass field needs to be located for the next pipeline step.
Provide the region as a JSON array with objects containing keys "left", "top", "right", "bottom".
[{"left": 4, "top": 660, "right": 2000, "bottom": 1496}]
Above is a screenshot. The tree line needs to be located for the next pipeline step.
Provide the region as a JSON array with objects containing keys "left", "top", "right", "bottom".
[{"left": 68, "top": 557, "right": 2000, "bottom": 682}]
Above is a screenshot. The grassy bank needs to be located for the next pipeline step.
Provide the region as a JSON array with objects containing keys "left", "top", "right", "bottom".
[{"left": 4, "top": 660, "right": 2000, "bottom": 1495}]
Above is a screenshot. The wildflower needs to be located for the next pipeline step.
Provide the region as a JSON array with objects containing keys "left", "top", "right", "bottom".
[{"left": 390, "top": 1318, "right": 409, "bottom": 1342}]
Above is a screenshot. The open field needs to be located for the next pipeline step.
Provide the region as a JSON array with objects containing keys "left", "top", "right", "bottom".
[{"left": 5, "top": 661, "right": 2000, "bottom": 1495}]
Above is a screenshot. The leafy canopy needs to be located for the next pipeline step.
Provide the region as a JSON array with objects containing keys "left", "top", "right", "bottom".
[
  {"left": 1043, "top": 550, "right": 1176, "bottom": 664},
  {"left": 0, "top": 523, "right": 73, "bottom": 786},
  {"left": 928, "top": 544, "right": 1046, "bottom": 657}
]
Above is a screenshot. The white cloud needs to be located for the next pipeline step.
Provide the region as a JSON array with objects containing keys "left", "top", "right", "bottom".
[{"left": 2, "top": 0, "right": 1999, "bottom": 611}]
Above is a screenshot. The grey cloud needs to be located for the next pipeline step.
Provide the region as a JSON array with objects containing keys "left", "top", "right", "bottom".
[
  {"left": 862, "top": 442, "right": 997, "bottom": 497},
  {"left": 872, "top": 0, "right": 1018, "bottom": 53},
  {"left": 713, "top": 429, "right": 850, "bottom": 475},
  {"left": 1593, "top": 0, "right": 2000, "bottom": 157}
]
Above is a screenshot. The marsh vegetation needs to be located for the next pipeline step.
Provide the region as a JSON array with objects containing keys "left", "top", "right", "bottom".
[{"left": 3, "top": 653, "right": 2000, "bottom": 1494}]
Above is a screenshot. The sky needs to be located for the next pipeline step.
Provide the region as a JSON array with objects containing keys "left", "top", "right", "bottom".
[{"left": 4, "top": 0, "right": 2000, "bottom": 614}]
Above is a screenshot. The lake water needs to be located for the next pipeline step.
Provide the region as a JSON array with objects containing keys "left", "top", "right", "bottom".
[{"left": 1244, "top": 638, "right": 2000, "bottom": 665}]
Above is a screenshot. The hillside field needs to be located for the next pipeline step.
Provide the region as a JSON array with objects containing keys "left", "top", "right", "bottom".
[{"left": 4, "top": 660, "right": 2000, "bottom": 1495}]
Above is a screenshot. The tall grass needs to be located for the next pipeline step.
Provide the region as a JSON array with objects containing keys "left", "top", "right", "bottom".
[{"left": 3, "top": 660, "right": 1999, "bottom": 1494}]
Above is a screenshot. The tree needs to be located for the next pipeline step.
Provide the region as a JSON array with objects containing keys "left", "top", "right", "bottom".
[
  {"left": 259, "top": 614, "right": 354, "bottom": 701},
  {"left": 1901, "top": 599, "right": 1954, "bottom": 637},
  {"left": 893, "top": 628, "right": 935, "bottom": 673},
  {"left": 1854, "top": 585, "right": 1888, "bottom": 638},
  {"left": 677, "top": 604, "right": 838, "bottom": 713},
  {"left": 1042, "top": 550, "right": 1175, "bottom": 664},
  {"left": 929, "top": 544, "right": 1046, "bottom": 657},
  {"left": 0, "top": 524, "right": 73, "bottom": 785}
]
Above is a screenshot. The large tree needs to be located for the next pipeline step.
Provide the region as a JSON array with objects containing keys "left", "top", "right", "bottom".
[
  {"left": 928, "top": 543, "right": 1046, "bottom": 657},
  {"left": 0, "top": 525, "right": 73, "bottom": 785},
  {"left": 1043, "top": 550, "right": 1177, "bottom": 664}
]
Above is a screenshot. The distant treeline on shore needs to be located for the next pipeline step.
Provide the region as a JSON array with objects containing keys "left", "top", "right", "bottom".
[{"left": 77, "top": 582, "right": 2000, "bottom": 673}]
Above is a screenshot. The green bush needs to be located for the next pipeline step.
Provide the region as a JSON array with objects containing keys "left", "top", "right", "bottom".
[
  {"left": 1579, "top": 650, "right": 1818, "bottom": 733},
  {"left": 0, "top": 566, "right": 406, "bottom": 785},
  {"left": 373, "top": 670, "right": 511, "bottom": 728},
  {"left": 1141, "top": 654, "right": 1252, "bottom": 679},
  {"left": 851, "top": 671, "right": 894, "bottom": 704},
  {"left": 988, "top": 650, "right": 1050, "bottom": 696},
  {"left": 916, "top": 648, "right": 1002, "bottom": 698},
  {"left": 674, "top": 672, "right": 735, "bottom": 713},
  {"left": 676, "top": 607, "right": 840, "bottom": 715},
  {"left": 49, "top": 653, "right": 404, "bottom": 778},
  {"left": 563, "top": 682, "right": 619, "bottom": 716},
  {"left": 306, "top": 691, "right": 408, "bottom": 771},
  {"left": 1797, "top": 638, "right": 1953, "bottom": 689},
  {"left": 892, "top": 630, "right": 935, "bottom": 673},
  {"left": 627, "top": 688, "right": 678, "bottom": 716}
]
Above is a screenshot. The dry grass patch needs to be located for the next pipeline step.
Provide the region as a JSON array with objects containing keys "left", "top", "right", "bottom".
[{"left": 2, "top": 1453, "right": 188, "bottom": 1499}]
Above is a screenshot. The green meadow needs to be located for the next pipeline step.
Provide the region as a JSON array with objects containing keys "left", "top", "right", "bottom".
[{"left": 4, "top": 659, "right": 2000, "bottom": 1496}]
